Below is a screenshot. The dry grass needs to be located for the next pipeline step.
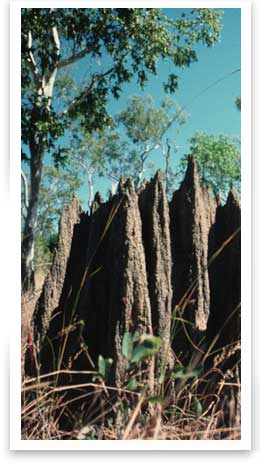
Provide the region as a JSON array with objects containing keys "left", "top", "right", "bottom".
[
  {"left": 21, "top": 271, "right": 45, "bottom": 371},
  {"left": 21, "top": 338, "right": 241, "bottom": 441},
  {"left": 21, "top": 290, "right": 241, "bottom": 441}
]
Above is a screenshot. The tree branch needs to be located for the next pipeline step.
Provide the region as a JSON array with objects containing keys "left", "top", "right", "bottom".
[
  {"left": 57, "top": 45, "right": 97, "bottom": 69},
  {"left": 165, "top": 139, "right": 171, "bottom": 196},
  {"left": 74, "top": 157, "right": 95, "bottom": 208},
  {"left": 137, "top": 144, "right": 152, "bottom": 183},
  {"left": 106, "top": 171, "right": 121, "bottom": 182},
  {"left": 61, "top": 67, "right": 115, "bottom": 118},
  {"left": 51, "top": 23, "right": 60, "bottom": 54}
]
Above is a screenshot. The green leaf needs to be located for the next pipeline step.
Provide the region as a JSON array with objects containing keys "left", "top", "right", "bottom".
[
  {"left": 126, "top": 377, "right": 138, "bottom": 391},
  {"left": 98, "top": 354, "right": 106, "bottom": 378},
  {"left": 192, "top": 396, "right": 203, "bottom": 417},
  {"left": 122, "top": 332, "right": 133, "bottom": 361},
  {"left": 97, "top": 356, "right": 113, "bottom": 381},
  {"left": 140, "top": 334, "right": 162, "bottom": 350},
  {"left": 158, "top": 372, "right": 165, "bottom": 385},
  {"left": 132, "top": 330, "right": 140, "bottom": 343},
  {"left": 173, "top": 365, "right": 203, "bottom": 380},
  {"left": 131, "top": 335, "right": 162, "bottom": 364},
  {"left": 148, "top": 395, "right": 165, "bottom": 405},
  {"left": 131, "top": 345, "right": 148, "bottom": 364}
]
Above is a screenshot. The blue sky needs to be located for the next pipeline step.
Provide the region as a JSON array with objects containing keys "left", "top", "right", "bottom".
[{"left": 75, "top": 7, "right": 241, "bottom": 207}]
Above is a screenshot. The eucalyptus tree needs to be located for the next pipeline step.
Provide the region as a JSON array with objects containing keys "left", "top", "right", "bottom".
[
  {"left": 69, "top": 127, "right": 127, "bottom": 208},
  {"left": 21, "top": 7, "right": 223, "bottom": 289},
  {"left": 71, "top": 97, "right": 187, "bottom": 199},
  {"left": 36, "top": 165, "right": 82, "bottom": 239},
  {"left": 179, "top": 133, "right": 241, "bottom": 196},
  {"left": 34, "top": 165, "right": 82, "bottom": 274},
  {"left": 116, "top": 95, "right": 188, "bottom": 187}
]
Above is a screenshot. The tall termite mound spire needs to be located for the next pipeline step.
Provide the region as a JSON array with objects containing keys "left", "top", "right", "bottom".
[
  {"left": 207, "top": 186, "right": 241, "bottom": 359},
  {"left": 170, "top": 156, "right": 216, "bottom": 347},
  {"left": 139, "top": 170, "right": 173, "bottom": 373},
  {"left": 25, "top": 194, "right": 82, "bottom": 375},
  {"left": 81, "top": 177, "right": 155, "bottom": 390}
]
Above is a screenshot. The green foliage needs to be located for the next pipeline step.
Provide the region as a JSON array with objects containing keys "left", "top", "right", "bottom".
[
  {"left": 179, "top": 133, "right": 241, "bottom": 195},
  {"left": 117, "top": 95, "right": 187, "bottom": 145},
  {"left": 172, "top": 364, "right": 203, "bottom": 380},
  {"left": 125, "top": 377, "right": 138, "bottom": 391},
  {"left": 96, "top": 355, "right": 113, "bottom": 381},
  {"left": 22, "top": 8, "right": 223, "bottom": 161},
  {"left": 23, "top": 163, "right": 82, "bottom": 273},
  {"left": 192, "top": 396, "right": 203, "bottom": 417},
  {"left": 122, "top": 331, "right": 162, "bottom": 366},
  {"left": 235, "top": 96, "right": 241, "bottom": 111},
  {"left": 122, "top": 331, "right": 134, "bottom": 361},
  {"left": 70, "top": 126, "right": 125, "bottom": 177},
  {"left": 34, "top": 233, "right": 53, "bottom": 273},
  {"left": 68, "top": 95, "right": 188, "bottom": 194},
  {"left": 147, "top": 395, "right": 165, "bottom": 405},
  {"left": 54, "top": 71, "right": 77, "bottom": 100},
  {"left": 36, "top": 164, "right": 82, "bottom": 238},
  {"left": 131, "top": 334, "right": 162, "bottom": 364},
  {"left": 117, "top": 95, "right": 170, "bottom": 145},
  {"left": 115, "top": 95, "right": 187, "bottom": 184},
  {"left": 120, "top": 331, "right": 162, "bottom": 395}
]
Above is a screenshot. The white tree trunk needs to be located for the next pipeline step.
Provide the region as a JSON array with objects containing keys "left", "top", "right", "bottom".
[
  {"left": 22, "top": 18, "right": 60, "bottom": 290},
  {"left": 22, "top": 142, "right": 44, "bottom": 290}
]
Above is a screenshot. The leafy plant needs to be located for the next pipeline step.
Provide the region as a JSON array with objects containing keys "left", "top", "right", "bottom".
[
  {"left": 121, "top": 331, "right": 162, "bottom": 392},
  {"left": 172, "top": 364, "right": 203, "bottom": 380},
  {"left": 131, "top": 334, "right": 162, "bottom": 364},
  {"left": 122, "top": 331, "right": 134, "bottom": 361},
  {"left": 122, "top": 331, "right": 162, "bottom": 366},
  {"left": 92, "top": 354, "right": 113, "bottom": 382}
]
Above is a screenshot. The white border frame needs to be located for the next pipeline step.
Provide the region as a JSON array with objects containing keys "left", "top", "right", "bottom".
[{"left": 10, "top": 0, "right": 251, "bottom": 450}]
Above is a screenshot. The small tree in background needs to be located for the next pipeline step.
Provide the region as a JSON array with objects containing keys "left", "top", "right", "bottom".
[
  {"left": 116, "top": 95, "right": 188, "bottom": 186},
  {"left": 68, "top": 96, "right": 188, "bottom": 200},
  {"left": 22, "top": 164, "right": 82, "bottom": 274},
  {"left": 179, "top": 133, "right": 241, "bottom": 197},
  {"left": 36, "top": 165, "right": 82, "bottom": 238}
]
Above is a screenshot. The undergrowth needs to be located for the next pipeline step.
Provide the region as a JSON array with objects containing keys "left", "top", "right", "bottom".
[{"left": 21, "top": 301, "right": 241, "bottom": 440}]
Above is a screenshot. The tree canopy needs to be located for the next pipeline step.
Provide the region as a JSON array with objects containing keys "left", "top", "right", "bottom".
[
  {"left": 179, "top": 133, "right": 241, "bottom": 196},
  {"left": 21, "top": 7, "right": 223, "bottom": 163}
]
